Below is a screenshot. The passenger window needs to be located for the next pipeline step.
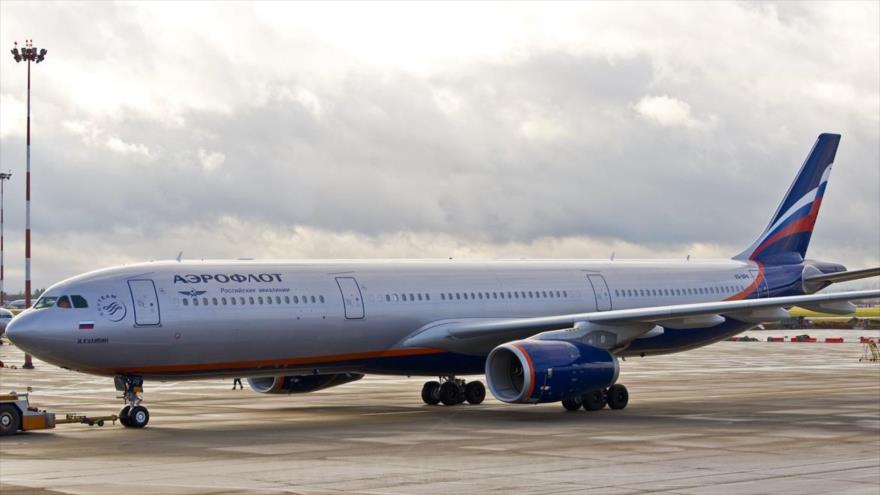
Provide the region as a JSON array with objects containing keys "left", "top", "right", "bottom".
[
  {"left": 418, "top": 294, "right": 423, "bottom": 301},
  {"left": 212, "top": 297, "right": 219, "bottom": 305},
  {"left": 182, "top": 298, "right": 189, "bottom": 306},
  {"left": 266, "top": 297, "right": 272, "bottom": 305},
  {"left": 231, "top": 297, "right": 237, "bottom": 305},
  {"left": 71, "top": 295, "right": 88, "bottom": 308},
  {"left": 221, "top": 297, "right": 227, "bottom": 305},
  {"left": 193, "top": 298, "right": 199, "bottom": 306},
  {"left": 441, "top": 293, "right": 446, "bottom": 301},
  {"left": 387, "top": 294, "right": 392, "bottom": 302},
  {"left": 240, "top": 297, "right": 245, "bottom": 305},
  {"left": 249, "top": 297, "right": 255, "bottom": 305},
  {"left": 57, "top": 296, "right": 72, "bottom": 309},
  {"left": 425, "top": 294, "right": 430, "bottom": 301},
  {"left": 202, "top": 297, "right": 209, "bottom": 306},
  {"left": 294, "top": 296, "right": 300, "bottom": 303},
  {"left": 285, "top": 296, "right": 290, "bottom": 304}
]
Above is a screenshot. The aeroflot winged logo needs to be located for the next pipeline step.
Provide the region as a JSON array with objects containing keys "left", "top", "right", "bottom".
[
  {"left": 178, "top": 290, "right": 207, "bottom": 297},
  {"left": 96, "top": 294, "right": 127, "bottom": 322},
  {"left": 173, "top": 273, "right": 283, "bottom": 284}
]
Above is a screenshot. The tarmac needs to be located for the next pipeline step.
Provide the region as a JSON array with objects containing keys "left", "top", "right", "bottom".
[{"left": 1, "top": 329, "right": 878, "bottom": 495}]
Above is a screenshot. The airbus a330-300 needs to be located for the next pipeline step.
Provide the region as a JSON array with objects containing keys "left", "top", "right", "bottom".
[{"left": 5, "top": 133, "right": 879, "bottom": 430}]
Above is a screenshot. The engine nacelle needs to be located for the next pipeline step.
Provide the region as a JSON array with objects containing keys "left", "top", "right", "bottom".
[
  {"left": 485, "top": 340, "right": 618, "bottom": 404},
  {"left": 248, "top": 373, "right": 364, "bottom": 394}
]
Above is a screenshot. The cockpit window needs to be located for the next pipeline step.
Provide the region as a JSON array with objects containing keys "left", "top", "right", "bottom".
[
  {"left": 71, "top": 295, "right": 88, "bottom": 308},
  {"left": 57, "top": 296, "right": 72, "bottom": 309},
  {"left": 34, "top": 296, "right": 58, "bottom": 309}
]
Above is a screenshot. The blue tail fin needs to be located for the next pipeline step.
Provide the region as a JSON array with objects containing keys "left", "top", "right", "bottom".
[{"left": 735, "top": 133, "right": 840, "bottom": 264}]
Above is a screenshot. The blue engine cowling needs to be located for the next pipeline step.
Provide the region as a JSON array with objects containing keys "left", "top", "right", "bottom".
[
  {"left": 485, "top": 340, "right": 618, "bottom": 404},
  {"left": 248, "top": 373, "right": 364, "bottom": 394}
]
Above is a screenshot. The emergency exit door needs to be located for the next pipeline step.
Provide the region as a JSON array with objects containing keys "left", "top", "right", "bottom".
[
  {"left": 128, "top": 279, "right": 161, "bottom": 326},
  {"left": 587, "top": 274, "right": 612, "bottom": 311},
  {"left": 335, "top": 277, "right": 365, "bottom": 319},
  {"left": 748, "top": 269, "right": 770, "bottom": 298}
]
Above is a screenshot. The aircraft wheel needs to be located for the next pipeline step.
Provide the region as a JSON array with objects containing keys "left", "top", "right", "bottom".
[
  {"left": 0, "top": 404, "right": 21, "bottom": 436},
  {"left": 126, "top": 405, "right": 150, "bottom": 428},
  {"left": 118, "top": 406, "right": 131, "bottom": 427},
  {"left": 421, "top": 381, "right": 441, "bottom": 405},
  {"left": 607, "top": 384, "right": 629, "bottom": 410},
  {"left": 464, "top": 381, "right": 486, "bottom": 405},
  {"left": 582, "top": 390, "right": 607, "bottom": 411},
  {"left": 561, "top": 396, "right": 582, "bottom": 411},
  {"left": 439, "top": 381, "right": 461, "bottom": 406}
]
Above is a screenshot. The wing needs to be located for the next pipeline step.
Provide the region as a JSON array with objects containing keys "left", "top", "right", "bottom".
[{"left": 401, "top": 289, "right": 880, "bottom": 353}]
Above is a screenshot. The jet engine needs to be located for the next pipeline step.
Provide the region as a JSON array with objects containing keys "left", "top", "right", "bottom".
[
  {"left": 485, "top": 340, "right": 618, "bottom": 404},
  {"left": 247, "top": 373, "right": 364, "bottom": 394}
]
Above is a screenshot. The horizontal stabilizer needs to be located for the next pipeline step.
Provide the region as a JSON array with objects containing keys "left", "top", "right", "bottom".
[{"left": 803, "top": 267, "right": 880, "bottom": 292}]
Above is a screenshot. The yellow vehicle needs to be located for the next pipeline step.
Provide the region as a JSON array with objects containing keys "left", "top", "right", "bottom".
[{"left": 0, "top": 391, "right": 55, "bottom": 436}]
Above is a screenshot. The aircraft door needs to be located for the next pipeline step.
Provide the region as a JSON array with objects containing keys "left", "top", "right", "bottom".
[
  {"left": 128, "top": 279, "right": 161, "bottom": 326},
  {"left": 587, "top": 274, "right": 612, "bottom": 311},
  {"left": 748, "top": 269, "right": 770, "bottom": 298},
  {"left": 335, "top": 277, "right": 365, "bottom": 319}
]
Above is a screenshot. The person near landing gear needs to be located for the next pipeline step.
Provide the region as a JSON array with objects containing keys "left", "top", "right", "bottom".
[{"left": 232, "top": 378, "right": 243, "bottom": 390}]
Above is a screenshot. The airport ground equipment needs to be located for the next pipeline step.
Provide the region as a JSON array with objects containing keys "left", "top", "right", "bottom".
[
  {"left": 0, "top": 391, "right": 117, "bottom": 435},
  {"left": 859, "top": 340, "right": 879, "bottom": 363},
  {"left": 1, "top": 392, "right": 54, "bottom": 435}
]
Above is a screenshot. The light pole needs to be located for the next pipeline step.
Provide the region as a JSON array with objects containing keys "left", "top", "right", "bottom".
[
  {"left": 11, "top": 40, "right": 46, "bottom": 369},
  {"left": 0, "top": 172, "right": 10, "bottom": 309}
]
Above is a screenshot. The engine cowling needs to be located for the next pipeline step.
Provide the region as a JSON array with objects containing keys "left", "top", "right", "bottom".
[
  {"left": 485, "top": 340, "right": 618, "bottom": 404},
  {"left": 247, "top": 373, "right": 364, "bottom": 394}
]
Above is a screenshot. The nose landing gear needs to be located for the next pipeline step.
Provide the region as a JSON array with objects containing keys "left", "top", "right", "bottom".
[{"left": 115, "top": 375, "right": 149, "bottom": 428}]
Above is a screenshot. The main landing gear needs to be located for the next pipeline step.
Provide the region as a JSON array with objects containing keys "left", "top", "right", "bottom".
[
  {"left": 115, "top": 375, "right": 150, "bottom": 428},
  {"left": 421, "top": 377, "right": 486, "bottom": 406},
  {"left": 561, "top": 384, "right": 629, "bottom": 412}
]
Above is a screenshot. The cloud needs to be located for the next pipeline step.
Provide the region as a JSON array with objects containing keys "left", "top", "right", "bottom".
[
  {"left": 0, "top": 1, "right": 877, "bottom": 291},
  {"left": 634, "top": 95, "right": 704, "bottom": 128}
]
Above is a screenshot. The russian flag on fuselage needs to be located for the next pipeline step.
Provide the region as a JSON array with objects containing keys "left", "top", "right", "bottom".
[{"left": 735, "top": 133, "right": 840, "bottom": 264}]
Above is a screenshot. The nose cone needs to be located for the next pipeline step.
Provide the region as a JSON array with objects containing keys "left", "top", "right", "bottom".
[{"left": 6, "top": 310, "right": 47, "bottom": 357}]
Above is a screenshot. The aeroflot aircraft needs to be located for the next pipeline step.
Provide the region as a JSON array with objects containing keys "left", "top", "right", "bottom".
[{"left": 5, "top": 133, "right": 879, "bottom": 431}]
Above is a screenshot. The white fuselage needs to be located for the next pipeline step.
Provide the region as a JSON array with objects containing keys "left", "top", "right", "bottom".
[{"left": 8, "top": 258, "right": 768, "bottom": 379}]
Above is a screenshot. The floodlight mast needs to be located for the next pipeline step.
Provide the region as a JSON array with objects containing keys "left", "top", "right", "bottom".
[
  {"left": 0, "top": 172, "right": 11, "bottom": 309},
  {"left": 10, "top": 39, "right": 46, "bottom": 369}
]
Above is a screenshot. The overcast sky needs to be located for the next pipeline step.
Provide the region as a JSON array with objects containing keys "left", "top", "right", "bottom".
[{"left": 0, "top": 1, "right": 878, "bottom": 292}]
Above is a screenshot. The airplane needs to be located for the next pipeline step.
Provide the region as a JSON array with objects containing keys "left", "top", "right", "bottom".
[
  {"left": 0, "top": 308, "right": 13, "bottom": 338},
  {"left": 4, "top": 133, "right": 878, "bottom": 433}
]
